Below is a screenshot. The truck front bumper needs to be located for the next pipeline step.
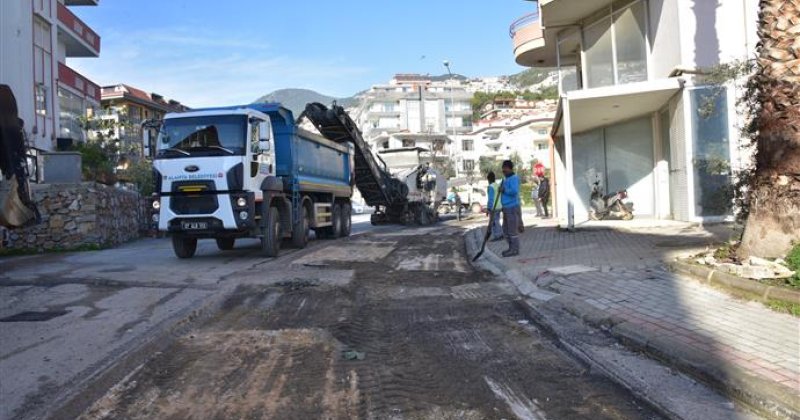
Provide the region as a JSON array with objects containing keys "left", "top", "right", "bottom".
[{"left": 155, "top": 192, "right": 256, "bottom": 236}]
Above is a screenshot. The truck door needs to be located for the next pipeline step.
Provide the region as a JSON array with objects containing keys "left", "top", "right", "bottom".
[{"left": 247, "top": 118, "right": 275, "bottom": 200}]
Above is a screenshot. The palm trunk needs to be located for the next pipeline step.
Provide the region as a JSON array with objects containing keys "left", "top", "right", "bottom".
[{"left": 738, "top": 0, "right": 800, "bottom": 259}]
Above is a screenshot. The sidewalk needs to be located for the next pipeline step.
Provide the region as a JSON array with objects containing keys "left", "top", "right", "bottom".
[{"left": 471, "top": 217, "right": 800, "bottom": 419}]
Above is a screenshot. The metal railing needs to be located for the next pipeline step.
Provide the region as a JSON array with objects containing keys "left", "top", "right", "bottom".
[{"left": 509, "top": 8, "right": 540, "bottom": 38}]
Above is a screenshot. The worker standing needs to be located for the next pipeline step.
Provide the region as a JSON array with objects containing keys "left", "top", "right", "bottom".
[
  {"left": 499, "top": 160, "right": 521, "bottom": 257},
  {"left": 486, "top": 172, "right": 503, "bottom": 241}
]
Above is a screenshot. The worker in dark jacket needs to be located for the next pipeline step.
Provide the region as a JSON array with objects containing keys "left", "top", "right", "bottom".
[{"left": 538, "top": 175, "right": 550, "bottom": 218}]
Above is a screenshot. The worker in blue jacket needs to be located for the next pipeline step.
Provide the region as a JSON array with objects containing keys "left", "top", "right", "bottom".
[{"left": 499, "top": 160, "right": 521, "bottom": 257}]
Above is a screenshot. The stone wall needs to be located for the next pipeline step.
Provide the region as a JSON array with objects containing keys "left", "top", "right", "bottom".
[{"left": 1, "top": 182, "right": 143, "bottom": 251}]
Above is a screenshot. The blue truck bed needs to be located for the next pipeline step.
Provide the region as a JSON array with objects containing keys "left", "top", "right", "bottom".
[{"left": 246, "top": 103, "right": 352, "bottom": 197}]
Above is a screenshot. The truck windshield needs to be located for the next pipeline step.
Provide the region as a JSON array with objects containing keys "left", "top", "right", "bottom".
[{"left": 156, "top": 115, "right": 247, "bottom": 158}]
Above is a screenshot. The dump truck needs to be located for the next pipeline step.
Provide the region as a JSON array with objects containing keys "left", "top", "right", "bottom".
[
  {"left": 148, "top": 103, "right": 354, "bottom": 258},
  {"left": 149, "top": 102, "right": 445, "bottom": 259}
]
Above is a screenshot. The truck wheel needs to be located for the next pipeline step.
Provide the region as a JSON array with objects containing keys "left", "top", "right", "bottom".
[
  {"left": 216, "top": 238, "right": 235, "bottom": 250},
  {"left": 292, "top": 205, "right": 309, "bottom": 248},
  {"left": 332, "top": 203, "right": 343, "bottom": 238},
  {"left": 341, "top": 203, "right": 352, "bottom": 237},
  {"left": 261, "top": 206, "right": 281, "bottom": 257},
  {"left": 172, "top": 235, "right": 197, "bottom": 259}
]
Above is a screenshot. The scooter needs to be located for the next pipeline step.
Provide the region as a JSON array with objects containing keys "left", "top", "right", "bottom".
[{"left": 589, "top": 181, "right": 634, "bottom": 221}]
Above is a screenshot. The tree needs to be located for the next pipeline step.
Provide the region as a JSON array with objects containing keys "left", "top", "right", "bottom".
[{"left": 737, "top": 0, "right": 800, "bottom": 259}]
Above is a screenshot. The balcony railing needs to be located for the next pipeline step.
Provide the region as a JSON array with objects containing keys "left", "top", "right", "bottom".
[
  {"left": 58, "top": 62, "right": 101, "bottom": 103},
  {"left": 509, "top": 10, "right": 540, "bottom": 38},
  {"left": 57, "top": 2, "right": 101, "bottom": 56}
]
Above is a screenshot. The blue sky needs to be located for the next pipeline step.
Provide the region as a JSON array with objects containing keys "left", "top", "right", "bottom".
[{"left": 69, "top": 1, "right": 535, "bottom": 107}]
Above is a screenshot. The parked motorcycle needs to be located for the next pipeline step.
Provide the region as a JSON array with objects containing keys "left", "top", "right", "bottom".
[{"left": 589, "top": 181, "right": 634, "bottom": 221}]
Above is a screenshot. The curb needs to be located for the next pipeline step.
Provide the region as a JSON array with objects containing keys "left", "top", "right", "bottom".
[
  {"left": 667, "top": 260, "right": 800, "bottom": 305},
  {"left": 465, "top": 226, "right": 799, "bottom": 420}
]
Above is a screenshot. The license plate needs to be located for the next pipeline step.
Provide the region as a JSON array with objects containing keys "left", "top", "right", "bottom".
[{"left": 181, "top": 221, "right": 208, "bottom": 230}]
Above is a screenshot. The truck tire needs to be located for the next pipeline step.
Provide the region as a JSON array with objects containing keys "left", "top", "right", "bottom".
[
  {"left": 332, "top": 203, "right": 343, "bottom": 238},
  {"left": 215, "top": 238, "right": 235, "bottom": 250},
  {"left": 261, "top": 206, "right": 281, "bottom": 257},
  {"left": 341, "top": 203, "right": 351, "bottom": 237},
  {"left": 292, "top": 205, "right": 309, "bottom": 248},
  {"left": 471, "top": 202, "right": 482, "bottom": 214},
  {"left": 172, "top": 235, "right": 197, "bottom": 259}
]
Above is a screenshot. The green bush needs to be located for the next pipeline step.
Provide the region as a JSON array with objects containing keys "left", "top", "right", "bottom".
[{"left": 786, "top": 243, "right": 800, "bottom": 288}]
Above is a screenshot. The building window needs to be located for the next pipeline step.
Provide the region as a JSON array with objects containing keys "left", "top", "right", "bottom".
[
  {"left": 462, "top": 139, "right": 474, "bottom": 151},
  {"left": 558, "top": 31, "right": 581, "bottom": 93},
  {"left": 462, "top": 159, "right": 475, "bottom": 172},
  {"left": 538, "top": 129, "right": 548, "bottom": 135},
  {"left": 614, "top": 1, "right": 648, "bottom": 84},
  {"left": 58, "top": 87, "right": 86, "bottom": 142},
  {"left": 33, "top": 18, "right": 52, "bottom": 124},
  {"left": 381, "top": 141, "right": 389, "bottom": 149},
  {"left": 537, "top": 143, "right": 548, "bottom": 150},
  {"left": 35, "top": 84, "right": 48, "bottom": 117},
  {"left": 402, "top": 139, "right": 415, "bottom": 148},
  {"left": 584, "top": 17, "right": 614, "bottom": 88}
]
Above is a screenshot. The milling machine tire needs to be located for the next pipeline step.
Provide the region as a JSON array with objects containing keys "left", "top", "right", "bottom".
[
  {"left": 172, "top": 235, "right": 197, "bottom": 259},
  {"left": 261, "top": 206, "right": 281, "bottom": 257}
]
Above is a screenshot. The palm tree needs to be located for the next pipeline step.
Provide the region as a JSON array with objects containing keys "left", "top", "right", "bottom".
[{"left": 738, "top": 0, "right": 800, "bottom": 259}]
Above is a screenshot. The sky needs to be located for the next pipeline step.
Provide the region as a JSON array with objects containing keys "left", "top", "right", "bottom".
[{"left": 69, "top": 1, "right": 535, "bottom": 108}]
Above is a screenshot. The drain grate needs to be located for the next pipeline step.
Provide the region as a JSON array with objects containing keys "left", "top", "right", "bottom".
[{"left": 0, "top": 310, "right": 69, "bottom": 322}]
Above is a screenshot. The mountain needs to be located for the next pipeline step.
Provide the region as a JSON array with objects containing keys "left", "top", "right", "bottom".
[
  {"left": 253, "top": 88, "right": 357, "bottom": 116},
  {"left": 508, "top": 67, "right": 558, "bottom": 90}
]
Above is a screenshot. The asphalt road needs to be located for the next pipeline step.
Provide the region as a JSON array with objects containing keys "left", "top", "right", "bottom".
[{"left": 2, "top": 219, "right": 662, "bottom": 419}]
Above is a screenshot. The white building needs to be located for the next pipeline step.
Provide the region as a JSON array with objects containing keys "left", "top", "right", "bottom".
[
  {"left": 1, "top": 0, "right": 101, "bottom": 166},
  {"left": 466, "top": 76, "right": 513, "bottom": 94},
  {"left": 510, "top": 0, "right": 757, "bottom": 228},
  {"left": 355, "top": 74, "right": 474, "bottom": 175}
]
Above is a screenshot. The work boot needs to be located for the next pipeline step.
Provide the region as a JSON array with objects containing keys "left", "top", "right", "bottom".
[{"left": 501, "top": 249, "right": 519, "bottom": 257}]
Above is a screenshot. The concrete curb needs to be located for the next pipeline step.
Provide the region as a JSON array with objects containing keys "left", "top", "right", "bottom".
[
  {"left": 667, "top": 260, "right": 800, "bottom": 305},
  {"left": 465, "top": 226, "right": 799, "bottom": 420}
]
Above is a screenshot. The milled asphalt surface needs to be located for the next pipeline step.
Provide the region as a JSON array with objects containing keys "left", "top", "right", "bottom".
[{"left": 0, "top": 215, "right": 386, "bottom": 420}]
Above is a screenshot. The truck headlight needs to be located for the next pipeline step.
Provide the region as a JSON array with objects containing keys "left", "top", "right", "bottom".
[
  {"left": 236, "top": 197, "right": 247, "bottom": 207},
  {"left": 239, "top": 211, "right": 249, "bottom": 220},
  {"left": 152, "top": 200, "right": 161, "bottom": 210}
]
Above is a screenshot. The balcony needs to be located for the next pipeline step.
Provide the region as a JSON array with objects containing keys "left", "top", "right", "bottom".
[
  {"left": 58, "top": 62, "right": 101, "bottom": 103},
  {"left": 57, "top": 2, "right": 100, "bottom": 57},
  {"left": 64, "top": 0, "right": 99, "bottom": 5},
  {"left": 510, "top": 5, "right": 557, "bottom": 67}
]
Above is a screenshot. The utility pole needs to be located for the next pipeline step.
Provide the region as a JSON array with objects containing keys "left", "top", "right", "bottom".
[{"left": 443, "top": 60, "right": 457, "bottom": 179}]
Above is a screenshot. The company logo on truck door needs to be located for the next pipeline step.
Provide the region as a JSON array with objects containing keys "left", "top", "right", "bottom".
[{"left": 165, "top": 172, "right": 224, "bottom": 181}]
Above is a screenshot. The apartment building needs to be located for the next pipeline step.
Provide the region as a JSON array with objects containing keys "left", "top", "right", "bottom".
[
  {"left": 510, "top": 0, "right": 757, "bottom": 228},
  {"left": 355, "top": 74, "right": 474, "bottom": 175},
  {"left": 0, "top": 0, "right": 101, "bottom": 167},
  {"left": 98, "top": 84, "right": 189, "bottom": 160}
]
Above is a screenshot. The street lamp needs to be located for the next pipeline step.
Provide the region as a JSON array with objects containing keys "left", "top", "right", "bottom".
[{"left": 443, "top": 60, "right": 457, "bottom": 178}]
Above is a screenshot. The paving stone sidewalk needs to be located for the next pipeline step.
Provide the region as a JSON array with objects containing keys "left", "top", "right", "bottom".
[{"left": 479, "top": 218, "right": 800, "bottom": 418}]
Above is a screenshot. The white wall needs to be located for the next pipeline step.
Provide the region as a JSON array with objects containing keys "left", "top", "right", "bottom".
[
  {"left": 648, "top": 0, "right": 682, "bottom": 78},
  {"left": 1, "top": 0, "right": 36, "bottom": 144},
  {"left": 677, "top": 0, "right": 758, "bottom": 69}
]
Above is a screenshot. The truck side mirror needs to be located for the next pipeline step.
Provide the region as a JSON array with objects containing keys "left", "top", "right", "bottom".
[
  {"left": 143, "top": 129, "right": 151, "bottom": 157},
  {"left": 258, "top": 121, "right": 271, "bottom": 151}
]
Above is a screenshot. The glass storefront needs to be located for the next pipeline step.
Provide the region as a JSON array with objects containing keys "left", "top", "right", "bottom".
[
  {"left": 690, "top": 88, "right": 732, "bottom": 217},
  {"left": 571, "top": 116, "right": 655, "bottom": 218}
]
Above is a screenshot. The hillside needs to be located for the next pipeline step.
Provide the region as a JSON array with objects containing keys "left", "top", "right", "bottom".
[{"left": 253, "top": 88, "right": 357, "bottom": 116}]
